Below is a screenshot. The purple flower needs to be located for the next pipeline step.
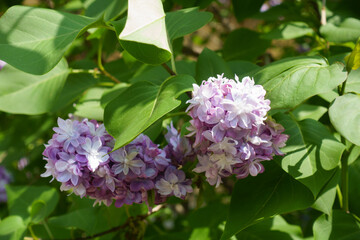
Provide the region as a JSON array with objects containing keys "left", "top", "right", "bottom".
[
  {"left": 53, "top": 118, "right": 87, "bottom": 151},
  {"left": 164, "top": 122, "right": 193, "bottom": 165},
  {"left": 187, "top": 75, "right": 288, "bottom": 186},
  {"left": 0, "top": 167, "right": 12, "bottom": 202},
  {"left": 155, "top": 166, "right": 193, "bottom": 198},
  {"left": 111, "top": 148, "right": 144, "bottom": 175},
  {"left": 42, "top": 119, "right": 193, "bottom": 208}
]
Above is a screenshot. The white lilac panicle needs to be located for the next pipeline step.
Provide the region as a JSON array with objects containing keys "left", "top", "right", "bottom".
[
  {"left": 0, "top": 166, "right": 12, "bottom": 203},
  {"left": 42, "top": 118, "right": 193, "bottom": 208},
  {"left": 187, "top": 75, "right": 288, "bottom": 186}
]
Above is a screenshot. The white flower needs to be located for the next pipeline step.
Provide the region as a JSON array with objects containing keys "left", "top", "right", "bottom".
[{"left": 79, "top": 137, "right": 109, "bottom": 172}]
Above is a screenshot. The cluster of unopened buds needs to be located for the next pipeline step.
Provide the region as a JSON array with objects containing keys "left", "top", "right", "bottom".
[{"left": 42, "top": 74, "right": 288, "bottom": 207}]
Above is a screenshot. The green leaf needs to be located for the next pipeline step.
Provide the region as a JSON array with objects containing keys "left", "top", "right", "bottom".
[
  {"left": 166, "top": 7, "right": 213, "bottom": 41},
  {"left": 312, "top": 169, "right": 340, "bottom": 215},
  {"left": 236, "top": 215, "right": 304, "bottom": 240},
  {"left": 274, "top": 113, "right": 345, "bottom": 197},
  {"left": 130, "top": 60, "right": 195, "bottom": 85},
  {"left": 253, "top": 56, "right": 347, "bottom": 110},
  {"left": 0, "top": 6, "right": 95, "bottom": 74},
  {"left": 223, "top": 28, "right": 271, "bottom": 61},
  {"left": 189, "top": 228, "right": 211, "bottom": 240},
  {"left": 329, "top": 93, "right": 360, "bottom": 146},
  {"left": 345, "top": 39, "right": 360, "bottom": 72},
  {"left": 349, "top": 159, "right": 360, "bottom": 216},
  {"left": 29, "top": 200, "right": 47, "bottom": 224},
  {"left": 52, "top": 73, "right": 100, "bottom": 111},
  {"left": 0, "top": 59, "right": 69, "bottom": 114},
  {"left": 345, "top": 68, "right": 360, "bottom": 94},
  {"left": 291, "top": 104, "right": 327, "bottom": 121},
  {"left": 49, "top": 206, "right": 126, "bottom": 235},
  {"left": 320, "top": 18, "right": 360, "bottom": 43},
  {"left": 74, "top": 87, "right": 107, "bottom": 121},
  {"left": 196, "top": 48, "right": 233, "bottom": 84},
  {"left": 104, "top": 74, "right": 195, "bottom": 150},
  {"left": 262, "top": 22, "right": 313, "bottom": 40},
  {"left": 227, "top": 60, "right": 260, "bottom": 77},
  {"left": 0, "top": 216, "right": 26, "bottom": 240},
  {"left": 313, "top": 210, "right": 360, "bottom": 240},
  {"left": 232, "top": 0, "right": 266, "bottom": 22},
  {"left": 85, "top": 0, "right": 127, "bottom": 21},
  {"left": 221, "top": 161, "right": 314, "bottom": 240},
  {"left": 119, "top": 0, "right": 172, "bottom": 65},
  {"left": 100, "top": 83, "right": 130, "bottom": 107},
  {"left": 6, "top": 185, "right": 59, "bottom": 225},
  {"left": 188, "top": 202, "right": 229, "bottom": 228}
]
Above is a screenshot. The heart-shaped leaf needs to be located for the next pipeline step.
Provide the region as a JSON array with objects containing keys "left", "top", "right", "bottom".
[
  {"left": 196, "top": 48, "right": 233, "bottom": 84},
  {"left": 329, "top": 93, "right": 360, "bottom": 146},
  {"left": 274, "top": 113, "right": 345, "bottom": 197},
  {"left": 0, "top": 6, "right": 96, "bottom": 74},
  {"left": 104, "top": 74, "right": 195, "bottom": 150},
  {"left": 320, "top": 18, "right": 360, "bottom": 43},
  {"left": 0, "top": 59, "right": 69, "bottom": 114},
  {"left": 253, "top": 56, "right": 347, "bottom": 110},
  {"left": 221, "top": 161, "right": 314, "bottom": 240},
  {"left": 166, "top": 7, "right": 213, "bottom": 41},
  {"left": 119, "top": 0, "right": 172, "bottom": 65}
]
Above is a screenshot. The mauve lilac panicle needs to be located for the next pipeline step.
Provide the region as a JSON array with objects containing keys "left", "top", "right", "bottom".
[
  {"left": 0, "top": 166, "right": 12, "bottom": 203},
  {"left": 42, "top": 118, "right": 193, "bottom": 207},
  {"left": 187, "top": 75, "right": 288, "bottom": 186}
]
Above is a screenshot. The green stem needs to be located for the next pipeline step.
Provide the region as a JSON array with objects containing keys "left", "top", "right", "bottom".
[
  {"left": 43, "top": 220, "right": 54, "bottom": 240},
  {"left": 28, "top": 225, "right": 39, "bottom": 240},
  {"left": 70, "top": 69, "right": 99, "bottom": 75},
  {"left": 336, "top": 184, "right": 343, "bottom": 208},
  {"left": 340, "top": 136, "right": 350, "bottom": 213},
  {"left": 171, "top": 54, "right": 177, "bottom": 75},
  {"left": 97, "top": 37, "right": 121, "bottom": 83}
]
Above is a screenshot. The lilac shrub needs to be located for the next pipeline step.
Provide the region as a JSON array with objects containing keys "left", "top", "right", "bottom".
[
  {"left": 187, "top": 75, "right": 288, "bottom": 187},
  {"left": 42, "top": 118, "right": 192, "bottom": 207}
]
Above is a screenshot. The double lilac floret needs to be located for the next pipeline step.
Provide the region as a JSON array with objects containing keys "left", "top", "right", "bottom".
[
  {"left": 42, "top": 118, "right": 193, "bottom": 207},
  {"left": 187, "top": 75, "right": 288, "bottom": 187}
]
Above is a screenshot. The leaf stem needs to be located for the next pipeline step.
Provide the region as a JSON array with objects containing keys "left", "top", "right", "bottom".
[
  {"left": 340, "top": 136, "right": 350, "bottom": 213},
  {"left": 162, "top": 63, "right": 176, "bottom": 76},
  {"left": 28, "top": 225, "right": 39, "bottom": 240},
  {"left": 171, "top": 54, "right": 177, "bottom": 74},
  {"left": 70, "top": 69, "right": 99, "bottom": 75},
  {"left": 43, "top": 220, "right": 54, "bottom": 240},
  {"left": 336, "top": 184, "right": 343, "bottom": 208},
  {"left": 97, "top": 37, "right": 121, "bottom": 83}
]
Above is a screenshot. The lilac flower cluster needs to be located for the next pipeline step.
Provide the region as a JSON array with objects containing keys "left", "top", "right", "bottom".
[
  {"left": 42, "top": 118, "right": 192, "bottom": 207},
  {"left": 186, "top": 75, "right": 288, "bottom": 187},
  {"left": 0, "top": 166, "right": 12, "bottom": 203}
]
